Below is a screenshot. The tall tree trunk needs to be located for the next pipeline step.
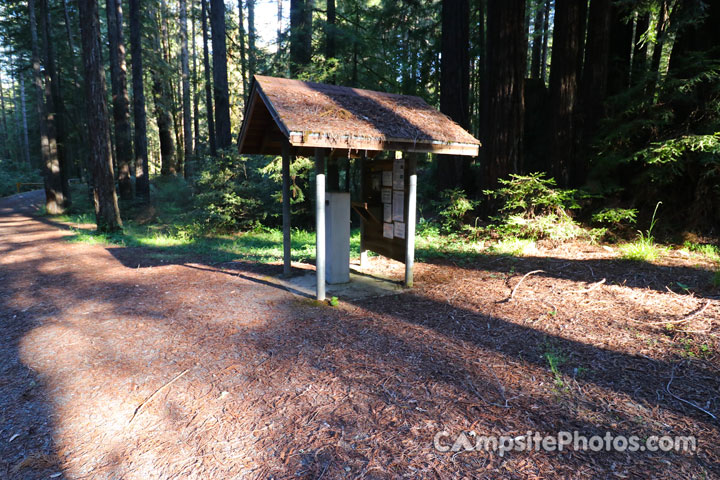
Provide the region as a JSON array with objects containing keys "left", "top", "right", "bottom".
[
  {"left": 161, "top": 1, "right": 184, "bottom": 174},
  {"left": 607, "top": 1, "right": 633, "bottom": 96},
  {"left": 484, "top": 0, "right": 526, "bottom": 191},
  {"left": 438, "top": 0, "right": 471, "bottom": 191},
  {"left": 129, "top": 0, "right": 150, "bottom": 199},
  {"left": 192, "top": 0, "right": 200, "bottom": 153},
  {"left": 201, "top": 0, "right": 217, "bottom": 156},
  {"left": 238, "top": 0, "right": 248, "bottom": 95},
  {"left": 248, "top": 0, "right": 256, "bottom": 81},
  {"left": 326, "top": 0, "right": 336, "bottom": 82},
  {"left": 476, "top": 0, "right": 486, "bottom": 140},
  {"left": 151, "top": 11, "right": 177, "bottom": 175},
  {"left": 210, "top": 0, "right": 232, "bottom": 149},
  {"left": 30, "top": 0, "right": 66, "bottom": 214},
  {"left": 579, "top": 0, "right": 611, "bottom": 142},
  {"left": 631, "top": 12, "right": 649, "bottom": 86},
  {"left": 77, "top": 0, "right": 123, "bottom": 232},
  {"left": 0, "top": 73, "right": 8, "bottom": 160},
  {"left": 106, "top": 0, "right": 133, "bottom": 199},
  {"left": 180, "top": 0, "right": 193, "bottom": 176},
  {"left": 548, "top": 0, "right": 584, "bottom": 186},
  {"left": 276, "top": 0, "right": 283, "bottom": 72},
  {"left": 648, "top": 0, "right": 667, "bottom": 99},
  {"left": 290, "top": 0, "right": 312, "bottom": 75},
  {"left": 530, "top": 0, "right": 544, "bottom": 79},
  {"left": 43, "top": 0, "right": 71, "bottom": 203},
  {"left": 19, "top": 75, "right": 31, "bottom": 167},
  {"left": 540, "top": 0, "right": 550, "bottom": 82}
]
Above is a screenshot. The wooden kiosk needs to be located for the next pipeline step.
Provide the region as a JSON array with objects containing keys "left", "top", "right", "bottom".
[{"left": 238, "top": 75, "right": 480, "bottom": 300}]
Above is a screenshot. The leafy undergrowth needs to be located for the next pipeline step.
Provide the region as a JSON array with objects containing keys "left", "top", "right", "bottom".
[{"left": 50, "top": 180, "right": 720, "bottom": 271}]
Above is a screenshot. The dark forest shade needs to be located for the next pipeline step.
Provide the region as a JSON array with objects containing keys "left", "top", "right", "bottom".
[
  {"left": 607, "top": 1, "right": 633, "bottom": 96},
  {"left": 129, "top": 0, "right": 150, "bottom": 199},
  {"left": 483, "top": 0, "right": 526, "bottom": 190},
  {"left": 210, "top": 0, "right": 232, "bottom": 149},
  {"left": 77, "top": 0, "right": 122, "bottom": 231},
  {"left": 438, "top": 0, "right": 470, "bottom": 191}
]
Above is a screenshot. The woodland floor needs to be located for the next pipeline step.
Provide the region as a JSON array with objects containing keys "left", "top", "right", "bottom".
[{"left": 1, "top": 190, "right": 719, "bottom": 479}]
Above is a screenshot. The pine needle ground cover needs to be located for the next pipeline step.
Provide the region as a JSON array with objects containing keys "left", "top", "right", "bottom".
[{"left": 2, "top": 188, "right": 720, "bottom": 478}]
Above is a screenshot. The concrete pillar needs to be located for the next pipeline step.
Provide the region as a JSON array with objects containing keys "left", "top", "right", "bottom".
[
  {"left": 315, "top": 148, "right": 326, "bottom": 300},
  {"left": 281, "top": 141, "right": 291, "bottom": 276},
  {"left": 405, "top": 154, "right": 417, "bottom": 287}
]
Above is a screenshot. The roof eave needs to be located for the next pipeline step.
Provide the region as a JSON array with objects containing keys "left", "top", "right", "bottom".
[{"left": 288, "top": 131, "right": 480, "bottom": 156}]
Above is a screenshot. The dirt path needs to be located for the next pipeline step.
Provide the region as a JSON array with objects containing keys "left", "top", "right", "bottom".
[{"left": 1, "top": 192, "right": 719, "bottom": 479}]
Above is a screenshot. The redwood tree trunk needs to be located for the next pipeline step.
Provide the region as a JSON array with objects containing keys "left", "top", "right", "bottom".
[
  {"left": 29, "top": 0, "right": 66, "bottom": 214},
  {"left": 77, "top": 0, "right": 123, "bottom": 232},
  {"left": 192, "top": 0, "right": 200, "bottom": 152},
  {"left": 483, "top": 0, "right": 526, "bottom": 191},
  {"left": 648, "top": 1, "right": 667, "bottom": 99},
  {"left": 438, "top": 0, "right": 471, "bottom": 192},
  {"left": 290, "top": 0, "right": 312, "bottom": 75},
  {"left": 152, "top": 4, "right": 177, "bottom": 175},
  {"left": 248, "top": 0, "right": 256, "bottom": 80},
  {"left": 607, "top": 1, "right": 633, "bottom": 96},
  {"left": 210, "top": 0, "right": 232, "bottom": 149},
  {"left": 579, "top": 0, "right": 611, "bottom": 145},
  {"left": 106, "top": 0, "right": 133, "bottom": 199},
  {"left": 0, "top": 72, "right": 9, "bottom": 160},
  {"left": 201, "top": 0, "right": 217, "bottom": 155},
  {"left": 548, "top": 0, "right": 584, "bottom": 186},
  {"left": 237, "top": 0, "right": 248, "bottom": 95},
  {"left": 180, "top": 0, "right": 193, "bottom": 174},
  {"left": 129, "top": 0, "right": 150, "bottom": 199},
  {"left": 530, "top": 0, "right": 544, "bottom": 79},
  {"left": 42, "top": 0, "right": 71, "bottom": 204},
  {"left": 631, "top": 12, "right": 649, "bottom": 86}
]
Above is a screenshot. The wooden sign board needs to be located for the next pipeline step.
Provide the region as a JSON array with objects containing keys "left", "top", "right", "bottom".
[{"left": 359, "top": 156, "right": 409, "bottom": 264}]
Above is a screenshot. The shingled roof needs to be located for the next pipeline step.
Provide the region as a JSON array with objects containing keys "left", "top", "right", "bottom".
[{"left": 238, "top": 75, "right": 480, "bottom": 157}]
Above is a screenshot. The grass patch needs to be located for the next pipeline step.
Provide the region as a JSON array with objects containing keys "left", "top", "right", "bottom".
[
  {"left": 619, "top": 237, "right": 666, "bottom": 262},
  {"left": 681, "top": 241, "right": 720, "bottom": 263},
  {"left": 488, "top": 238, "right": 537, "bottom": 256}
]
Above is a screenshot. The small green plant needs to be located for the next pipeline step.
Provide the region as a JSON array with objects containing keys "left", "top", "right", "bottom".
[
  {"left": 591, "top": 208, "right": 638, "bottom": 226},
  {"left": 485, "top": 172, "right": 580, "bottom": 217},
  {"left": 543, "top": 345, "right": 567, "bottom": 390},
  {"left": 329, "top": 296, "right": 339, "bottom": 306},
  {"left": 433, "top": 188, "right": 479, "bottom": 233},
  {"left": 620, "top": 202, "right": 664, "bottom": 261},
  {"left": 484, "top": 173, "right": 589, "bottom": 241}
]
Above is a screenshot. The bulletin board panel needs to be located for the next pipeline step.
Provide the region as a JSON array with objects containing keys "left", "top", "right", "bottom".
[{"left": 356, "top": 156, "right": 409, "bottom": 264}]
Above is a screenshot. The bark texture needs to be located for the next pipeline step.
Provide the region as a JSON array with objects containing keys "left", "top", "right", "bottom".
[
  {"left": 483, "top": 0, "right": 526, "bottom": 191},
  {"left": 77, "top": 0, "right": 123, "bottom": 231},
  {"left": 210, "top": 0, "right": 232, "bottom": 149}
]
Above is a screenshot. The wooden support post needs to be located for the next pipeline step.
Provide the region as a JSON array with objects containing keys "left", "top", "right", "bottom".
[
  {"left": 405, "top": 154, "right": 417, "bottom": 287},
  {"left": 327, "top": 155, "right": 340, "bottom": 191},
  {"left": 359, "top": 153, "right": 367, "bottom": 268},
  {"left": 281, "top": 141, "right": 292, "bottom": 276},
  {"left": 315, "top": 148, "right": 326, "bottom": 300}
]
